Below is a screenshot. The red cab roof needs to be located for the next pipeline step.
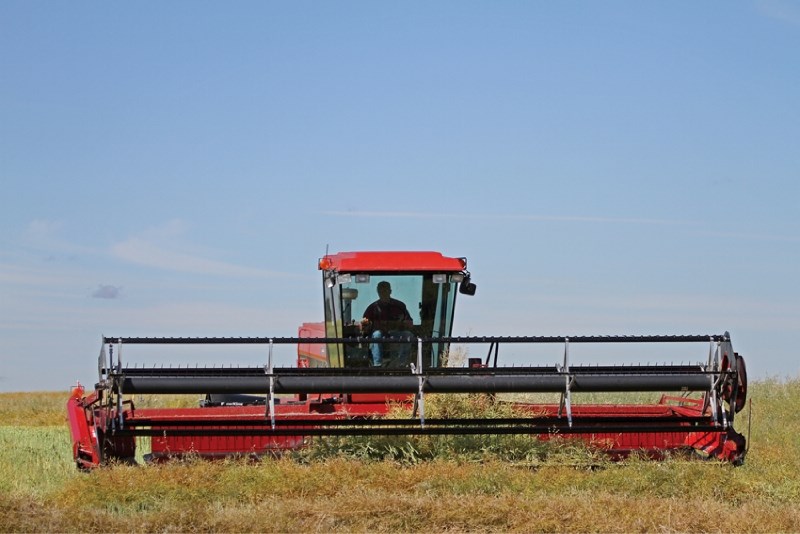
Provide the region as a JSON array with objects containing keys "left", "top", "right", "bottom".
[{"left": 319, "top": 251, "right": 466, "bottom": 272}]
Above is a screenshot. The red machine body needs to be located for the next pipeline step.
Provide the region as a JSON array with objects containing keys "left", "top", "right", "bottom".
[{"left": 67, "top": 251, "right": 748, "bottom": 469}]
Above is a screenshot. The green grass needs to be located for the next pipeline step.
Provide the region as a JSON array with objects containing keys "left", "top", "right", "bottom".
[
  {"left": 0, "top": 427, "right": 75, "bottom": 496},
  {"left": 1, "top": 379, "right": 799, "bottom": 532}
]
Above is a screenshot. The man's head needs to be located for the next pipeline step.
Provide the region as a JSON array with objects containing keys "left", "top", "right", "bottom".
[{"left": 377, "top": 281, "right": 391, "bottom": 301}]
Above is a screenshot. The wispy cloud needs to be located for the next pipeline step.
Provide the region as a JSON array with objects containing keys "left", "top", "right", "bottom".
[
  {"left": 472, "top": 290, "right": 800, "bottom": 339},
  {"left": 700, "top": 231, "right": 800, "bottom": 243},
  {"left": 140, "top": 218, "right": 191, "bottom": 240},
  {"left": 323, "top": 210, "right": 692, "bottom": 226},
  {"left": 110, "top": 237, "right": 289, "bottom": 278},
  {"left": 25, "top": 219, "right": 63, "bottom": 240},
  {"left": 108, "top": 219, "right": 294, "bottom": 278},
  {"left": 756, "top": 0, "right": 800, "bottom": 27},
  {"left": 0, "top": 262, "right": 82, "bottom": 287},
  {"left": 18, "top": 218, "right": 97, "bottom": 260},
  {"left": 508, "top": 214, "right": 690, "bottom": 225}
]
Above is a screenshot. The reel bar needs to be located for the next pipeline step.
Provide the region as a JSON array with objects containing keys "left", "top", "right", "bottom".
[
  {"left": 114, "top": 364, "right": 707, "bottom": 377},
  {"left": 119, "top": 371, "right": 716, "bottom": 395},
  {"left": 99, "top": 334, "right": 736, "bottom": 429},
  {"left": 104, "top": 334, "right": 728, "bottom": 345}
]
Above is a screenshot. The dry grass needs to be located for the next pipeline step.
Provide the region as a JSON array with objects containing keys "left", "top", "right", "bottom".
[
  {"left": 0, "top": 391, "right": 70, "bottom": 427},
  {"left": 3, "top": 458, "right": 800, "bottom": 532},
  {"left": 1, "top": 378, "right": 799, "bottom": 533}
]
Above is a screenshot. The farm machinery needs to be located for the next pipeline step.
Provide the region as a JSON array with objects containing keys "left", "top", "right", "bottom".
[{"left": 67, "top": 251, "right": 748, "bottom": 468}]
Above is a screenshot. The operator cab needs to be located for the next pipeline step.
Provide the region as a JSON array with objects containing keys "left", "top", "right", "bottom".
[{"left": 314, "top": 251, "right": 476, "bottom": 369}]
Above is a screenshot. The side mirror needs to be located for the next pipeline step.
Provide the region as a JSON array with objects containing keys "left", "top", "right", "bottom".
[{"left": 459, "top": 276, "right": 476, "bottom": 296}]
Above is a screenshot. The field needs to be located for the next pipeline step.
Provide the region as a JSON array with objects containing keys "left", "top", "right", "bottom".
[{"left": 1, "top": 379, "right": 799, "bottom": 533}]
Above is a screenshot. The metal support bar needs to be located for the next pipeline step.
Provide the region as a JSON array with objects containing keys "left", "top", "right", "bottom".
[
  {"left": 484, "top": 342, "right": 500, "bottom": 367},
  {"left": 707, "top": 336, "right": 716, "bottom": 369},
  {"left": 115, "top": 339, "right": 124, "bottom": 429},
  {"left": 267, "top": 339, "right": 275, "bottom": 429},
  {"left": 561, "top": 338, "right": 573, "bottom": 426},
  {"left": 704, "top": 337, "right": 720, "bottom": 417},
  {"left": 558, "top": 339, "right": 567, "bottom": 417},
  {"left": 107, "top": 343, "right": 113, "bottom": 378},
  {"left": 416, "top": 337, "right": 425, "bottom": 428},
  {"left": 97, "top": 339, "right": 107, "bottom": 384},
  {"left": 708, "top": 375, "right": 719, "bottom": 426}
]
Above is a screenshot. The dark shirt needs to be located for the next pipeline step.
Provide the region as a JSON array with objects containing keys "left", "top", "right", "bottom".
[{"left": 363, "top": 298, "right": 412, "bottom": 330}]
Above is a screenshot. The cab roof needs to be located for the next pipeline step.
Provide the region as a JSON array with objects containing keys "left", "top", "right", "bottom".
[{"left": 319, "top": 251, "right": 467, "bottom": 272}]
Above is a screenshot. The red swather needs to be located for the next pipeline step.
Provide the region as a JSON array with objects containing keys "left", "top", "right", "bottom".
[{"left": 67, "top": 251, "right": 748, "bottom": 468}]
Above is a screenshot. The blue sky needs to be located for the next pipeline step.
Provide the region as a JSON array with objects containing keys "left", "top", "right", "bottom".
[{"left": 1, "top": 2, "right": 799, "bottom": 392}]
